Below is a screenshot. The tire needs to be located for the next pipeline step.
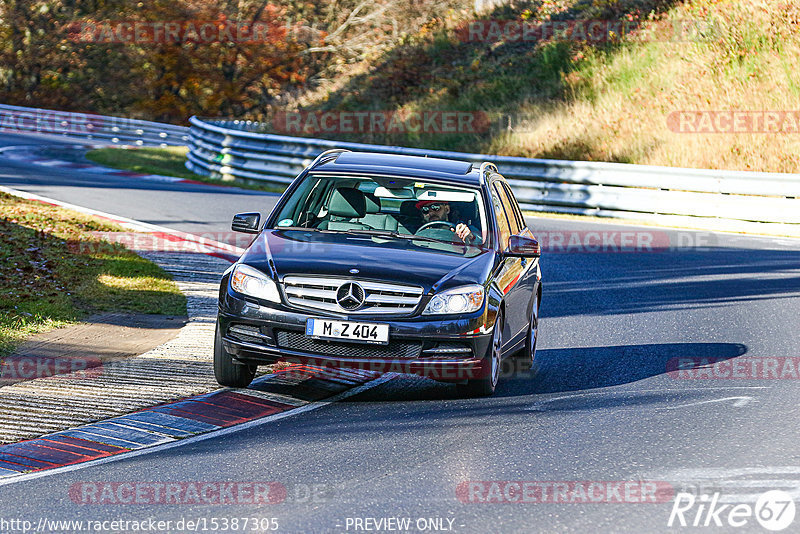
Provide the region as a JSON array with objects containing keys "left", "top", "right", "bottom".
[
  {"left": 214, "top": 321, "right": 256, "bottom": 388},
  {"left": 457, "top": 310, "right": 503, "bottom": 397},
  {"left": 517, "top": 299, "right": 539, "bottom": 372}
]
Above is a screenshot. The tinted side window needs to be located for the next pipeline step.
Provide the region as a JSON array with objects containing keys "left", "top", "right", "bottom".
[
  {"left": 501, "top": 182, "right": 526, "bottom": 232},
  {"left": 493, "top": 182, "right": 519, "bottom": 235},
  {"left": 491, "top": 184, "right": 511, "bottom": 250}
]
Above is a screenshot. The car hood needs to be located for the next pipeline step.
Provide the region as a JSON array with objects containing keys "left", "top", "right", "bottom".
[{"left": 239, "top": 230, "right": 495, "bottom": 293}]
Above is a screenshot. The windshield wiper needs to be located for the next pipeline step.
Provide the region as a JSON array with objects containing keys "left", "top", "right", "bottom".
[
  {"left": 344, "top": 228, "right": 399, "bottom": 238},
  {"left": 344, "top": 229, "right": 466, "bottom": 247},
  {"left": 274, "top": 226, "right": 336, "bottom": 234}
]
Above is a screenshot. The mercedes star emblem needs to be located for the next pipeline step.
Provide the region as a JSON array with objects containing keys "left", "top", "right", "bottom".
[{"left": 336, "top": 282, "right": 366, "bottom": 311}]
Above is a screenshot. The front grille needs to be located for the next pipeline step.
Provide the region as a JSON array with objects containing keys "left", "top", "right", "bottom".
[
  {"left": 282, "top": 276, "right": 423, "bottom": 315},
  {"left": 275, "top": 330, "right": 422, "bottom": 360}
]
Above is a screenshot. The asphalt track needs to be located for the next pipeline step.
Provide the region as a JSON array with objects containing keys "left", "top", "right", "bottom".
[{"left": 1, "top": 133, "right": 800, "bottom": 533}]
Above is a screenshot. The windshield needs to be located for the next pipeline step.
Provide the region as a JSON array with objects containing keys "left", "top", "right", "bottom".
[{"left": 270, "top": 174, "right": 490, "bottom": 250}]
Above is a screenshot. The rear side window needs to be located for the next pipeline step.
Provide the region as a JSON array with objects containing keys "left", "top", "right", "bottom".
[
  {"left": 491, "top": 185, "right": 511, "bottom": 250},
  {"left": 500, "top": 182, "right": 527, "bottom": 232},
  {"left": 492, "top": 183, "right": 519, "bottom": 235}
]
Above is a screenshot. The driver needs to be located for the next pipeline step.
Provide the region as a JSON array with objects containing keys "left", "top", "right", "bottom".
[{"left": 415, "top": 200, "right": 479, "bottom": 244}]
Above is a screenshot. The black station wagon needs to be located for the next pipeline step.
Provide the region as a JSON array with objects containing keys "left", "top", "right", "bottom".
[{"left": 215, "top": 150, "right": 542, "bottom": 396}]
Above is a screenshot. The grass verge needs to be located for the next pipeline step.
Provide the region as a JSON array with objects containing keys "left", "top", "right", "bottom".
[
  {"left": 0, "top": 192, "right": 187, "bottom": 358},
  {"left": 85, "top": 146, "right": 285, "bottom": 193},
  {"left": 292, "top": 0, "right": 800, "bottom": 173}
]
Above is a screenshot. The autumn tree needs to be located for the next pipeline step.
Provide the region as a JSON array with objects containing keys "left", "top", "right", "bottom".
[{"left": 0, "top": 0, "right": 470, "bottom": 122}]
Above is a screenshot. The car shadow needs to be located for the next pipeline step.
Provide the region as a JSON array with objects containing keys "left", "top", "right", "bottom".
[
  {"left": 344, "top": 341, "right": 747, "bottom": 402},
  {"left": 500, "top": 341, "right": 748, "bottom": 396}
]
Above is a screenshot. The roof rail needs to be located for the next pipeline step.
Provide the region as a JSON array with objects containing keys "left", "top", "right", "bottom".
[
  {"left": 308, "top": 148, "right": 350, "bottom": 170},
  {"left": 479, "top": 161, "right": 499, "bottom": 182}
]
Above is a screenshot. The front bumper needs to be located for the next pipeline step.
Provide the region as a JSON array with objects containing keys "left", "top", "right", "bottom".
[{"left": 218, "top": 292, "right": 495, "bottom": 382}]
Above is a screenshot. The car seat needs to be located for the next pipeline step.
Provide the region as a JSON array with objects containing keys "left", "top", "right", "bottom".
[
  {"left": 360, "top": 193, "right": 397, "bottom": 231},
  {"left": 449, "top": 201, "right": 479, "bottom": 227},
  {"left": 318, "top": 187, "right": 371, "bottom": 231},
  {"left": 397, "top": 200, "right": 423, "bottom": 232}
]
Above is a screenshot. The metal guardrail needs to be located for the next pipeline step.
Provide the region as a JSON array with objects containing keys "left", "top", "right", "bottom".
[
  {"left": 2, "top": 104, "right": 796, "bottom": 227},
  {"left": 187, "top": 116, "right": 800, "bottom": 226},
  {"left": 0, "top": 103, "right": 189, "bottom": 146}
]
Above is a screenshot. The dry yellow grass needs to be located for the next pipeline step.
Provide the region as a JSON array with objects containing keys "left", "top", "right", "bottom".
[
  {"left": 301, "top": 0, "right": 800, "bottom": 173},
  {"left": 487, "top": 0, "right": 800, "bottom": 172}
]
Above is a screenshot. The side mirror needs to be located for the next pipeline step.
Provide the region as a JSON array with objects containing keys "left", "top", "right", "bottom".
[
  {"left": 232, "top": 212, "right": 261, "bottom": 234},
  {"left": 506, "top": 234, "right": 540, "bottom": 258}
]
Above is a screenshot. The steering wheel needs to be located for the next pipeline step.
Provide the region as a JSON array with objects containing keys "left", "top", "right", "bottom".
[{"left": 417, "top": 220, "right": 456, "bottom": 233}]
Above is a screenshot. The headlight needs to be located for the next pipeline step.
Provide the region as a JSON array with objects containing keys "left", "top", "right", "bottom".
[
  {"left": 423, "top": 285, "right": 484, "bottom": 315},
  {"left": 230, "top": 264, "right": 280, "bottom": 303}
]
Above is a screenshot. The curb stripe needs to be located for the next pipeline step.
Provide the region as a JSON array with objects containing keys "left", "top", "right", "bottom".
[
  {"left": 0, "top": 366, "right": 390, "bottom": 483},
  {"left": 198, "top": 391, "right": 294, "bottom": 415},
  {"left": 51, "top": 431, "right": 144, "bottom": 450},
  {"left": 34, "top": 439, "right": 120, "bottom": 457},
  {"left": 118, "top": 411, "right": 218, "bottom": 433},
  {"left": 0, "top": 372, "right": 396, "bottom": 487},
  {"left": 0, "top": 450, "right": 62, "bottom": 466},
  {"left": 173, "top": 398, "right": 283, "bottom": 422},
  {"left": 0, "top": 458, "right": 32, "bottom": 469},
  {"left": 253, "top": 382, "right": 338, "bottom": 403},
  {"left": 40, "top": 436, "right": 125, "bottom": 454},
  {"left": 102, "top": 421, "right": 187, "bottom": 440},
  {"left": 106, "top": 419, "right": 195, "bottom": 439},
  {"left": 76, "top": 425, "right": 172, "bottom": 447},
  {"left": 0, "top": 453, "right": 58, "bottom": 469},
  {"left": 151, "top": 404, "right": 236, "bottom": 427},
  {"left": 0, "top": 462, "right": 28, "bottom": 473},
  {"left": 234, "top": 388, "right": 306, "bottom": 407},
  {"left": 10, "top": 443, "right": 97, "bottom": 462}
]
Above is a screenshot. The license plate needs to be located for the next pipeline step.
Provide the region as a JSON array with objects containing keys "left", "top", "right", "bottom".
[{"left": 306, "top": 319, "right": 389, "bottom": 345}]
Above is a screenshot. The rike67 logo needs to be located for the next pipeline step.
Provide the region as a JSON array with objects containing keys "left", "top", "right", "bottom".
[{"left": 668, "top": 490, "right": 796, "bottom": 530}]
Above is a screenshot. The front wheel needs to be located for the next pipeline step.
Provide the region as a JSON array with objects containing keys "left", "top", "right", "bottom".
[
  {"left": 517, "top": 299, "right": 539, "bottom": 372},
  {"left": 457, "top": 310, "right": 503, "bottom": 397},
  {"left": 214, "top": 321, "right": 256, "bottom": 388}
]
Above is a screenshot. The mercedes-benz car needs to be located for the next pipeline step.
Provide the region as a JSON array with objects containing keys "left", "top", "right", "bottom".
[{"left": 215, "top": 150, "right": 542, "bottom": 396}]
